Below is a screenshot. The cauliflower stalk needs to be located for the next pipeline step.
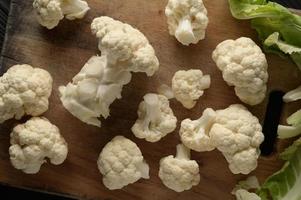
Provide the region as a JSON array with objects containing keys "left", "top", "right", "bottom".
[
  {"left": 97, "top": 136, "right": 149, "bottom": 190},
  {"left": 159, "top": 144, "right": 200, "bottom": 192},
  {"left": 33, "top": 0, "right": 90, "bottom": 29},
  {"left": 165, "top": 0, "right": 209, "bottom": 45},
  {"left": 131, "top": 93, "right": 177, "bottom": 142},
  {"left": 210, "top": 104, "right": 264, "bottom": 174},
  {"left": 172, "top": 69, "right": 211, "bottom": 109},
  {"left": 0, "top": 64, "right": 53, "bottom": 123},
  {"left": 180, "top": 108, "right": 216, "bottom": 152},
  {"left": 59, "top": 17, "right": 159, "bottom": 127},
  {"left": 9, "top": 117, "right": 68, "bottom": 174},
  {"left": 212, "top": 37, "right": 268, "bottom": 105}
]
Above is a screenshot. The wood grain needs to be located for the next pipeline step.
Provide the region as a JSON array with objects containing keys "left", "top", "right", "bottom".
[{"left": 0, "top": 0, "right": 301, "bottom": 200}]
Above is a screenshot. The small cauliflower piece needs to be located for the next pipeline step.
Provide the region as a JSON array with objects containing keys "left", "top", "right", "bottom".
[
  {"left": 212, "top": 37, "right": 268, "bottom": 105},
  {"left": 60, "top": 17, "right": 159, "bottom": 127},
  {"left": 97, "top": 136, "right": 149, "bottom": 190},
  {"left": 33, "top": 0, "right": 90, "bottom": 29},
  {"left": 165, "top": 0, "right": 209, "bottom": 45},
  {"left": 0, "top": 64, "right": 53, "bottom": 123},
  {"left": 9, "top": 117, "right": 68, "bottom": 174},
  {"left": 235, "top": 189, "right": 261, "bottom": 200},
  {"left": 159, "top": 144, "right": 200, "bottom": 192},
  {"left": 172, "top": 69, "right": 211, "bottom": 109},
  {"left": 91, "top": 16, "right": 159, "bottom": 76},
  {"left": 180, "top": 108, "right": 216, "bottom": 152},
  {"left": 132, "top": 93, "right": 177, "bottom": 142},
  {"left": 209, "top": 104, "right": 264, "bottom": 174}
]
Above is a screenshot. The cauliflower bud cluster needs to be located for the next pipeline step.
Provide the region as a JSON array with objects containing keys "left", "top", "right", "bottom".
[
  {"left": 165, "top": 0, "right": 209, "bottom": 45},
  {"left": 33, "top": 0, "right": 90, "bottom": 29},
  {"left": 132, "top": 93, "right": 177, "bottom": 142},
  {"left": 59, "top": 17, "right": 159, "bottom": 127},
  {"left": 97, "top": 136, "right": 150, "bottom": 190},
  {"left": 0, "top": 64, "right": 53, "bottom": 123},
  {"left": 9, "top": 117, "right": 68, "bottom": 174},
  {"left": 212, "top": 37, "right": 268, "bottom": 105},
  {"left": 179, "top": 104, "right": 264, "bottom": 175}
]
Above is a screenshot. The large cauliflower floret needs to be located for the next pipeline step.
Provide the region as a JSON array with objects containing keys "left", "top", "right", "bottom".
[
  {"left": 209, "top": 104, "right": 264, "bottom": 174},
  {"left": 165, "top": 0, "right": 209, "bottom": 45},
  {"left": 180, "top": 108, "right": 216, "bottom": 152},
  {"left": 0, "top": 64, "right": 53, "bottom": 123},
  {"left": 33, "top": 0, "right": 90, "bottom": 29},
  {"left": 59, "top": 56, "right": 132, "bottom": 127},
  {"left": 97, "top": 136, "right": 149, "bottom": 190},
  {"left": 172, "top": 69, "right": 211, "bottom": 109},
  {"left": 159, "top": 144, "right": 200, "bottom": 192},
  {"left": 60, "top": 18, "right": 160, "bottom": 127},
  {"left": 132, "top": 93, "right": 177, "bottom": 142},
  {"left": 212, "top": 37, "right": 268, "bottom": 105},
  {"left": 91, "top": 16, "right": 159, "bottom": 76},
  {"left": 9, "top": 117, "right": 68, "bottom": 174}
]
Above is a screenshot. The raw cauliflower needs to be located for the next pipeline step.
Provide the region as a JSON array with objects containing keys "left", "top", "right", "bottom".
[
  {"left": 172, "top": 69, "right": 211, "bottom": 109},
  {"left": 59, "top": 17, "right": 159, "bottom": 127},
  {"left": 0, "top": 64, "right": 53, "bottom": 123},
  {"left": 212, "top": 37, "right": 268, "bottom": 105},
  {"left": 180, "top": 108, "right": 216, "bottom": 152},
  {"left": 97, "top": 136, "right": 149, "bottom": 190},
  {"left": 159, "top": 144, "right": 200, "bottom": 192},
  {"left": 91, "top": 16, "right": 159, "bottom": 76},
  {"left": 59, "top": 56, "right": 132, "bottom": 127},
  {"left": 33, "top": 0, "right": 90, "bottom": 29},
  {"left": 132, "top": 93, "right": 177, "bottom": 142},
  {"left": 165, "top": 0, "right": 209, "bottom": 45},
  {"left": 209, "top": 104, "right": 264, "bottom": 174},
  {"left": 9, "top": 117, "right": 68, "bottom": 174}
]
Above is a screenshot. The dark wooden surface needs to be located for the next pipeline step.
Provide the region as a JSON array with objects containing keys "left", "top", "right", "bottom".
[{"left": 0, "top": 0, "right": 301, "bottom": 200}]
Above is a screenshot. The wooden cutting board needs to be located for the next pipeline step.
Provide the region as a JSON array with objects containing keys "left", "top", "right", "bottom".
[{"left": 1, "top": 0, "right": 301, "bottom": 199}]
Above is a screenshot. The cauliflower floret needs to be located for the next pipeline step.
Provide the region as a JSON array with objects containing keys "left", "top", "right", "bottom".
[
  {"left": 60, "top": 17, "right": 159, "bottom": 127},
  {"left": 59, "top": 56, "right": 132, "bottom": 127},
  {"left": 180, "top": 108, "right": 216, "bottom": 152},
  {"left": 9, "top": 117, "right": 68, "bottom": 174},
  {"left": 165, "top": 0, "right": 209, "bottom": 45},
  {"left": 0, "top": 64, "right": 53, "bottom": 123},
  {"left": 91, "top": 16, "right": 159, "bottom": 76},
  {"left": 131, "top": 93, "right": 177, "bottom": 142},
  {"left": 209, "top": 104, "right": 264, "bottom": 174},
  {"left": 97, "top": 136, "right": 149, "bottom": 190},
  {"left": 159, "top": 144, "right": 200, "bottom": 192},
  {"left": 172, "top": 69, "right": 211, "bottom": 109},
  {"left": 212, "top": 37, "right": 268, "bottom": 105},
  {"left": 33, "top": 0, "right": 90, "bottom": 29}
]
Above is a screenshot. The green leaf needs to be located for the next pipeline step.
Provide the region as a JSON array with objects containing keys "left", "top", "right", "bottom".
[
  {"left": 257, "top": 138, "right": 301, "bottom": 200},
  {"left": 228, "top": 0, "right": 301, "bottom": 70},
  {"left": 287, "top": 109, "right": 301, "bottom": 127}
]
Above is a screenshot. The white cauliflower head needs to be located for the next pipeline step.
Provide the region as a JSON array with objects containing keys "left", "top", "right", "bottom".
[
  {"left": 159, "top": 144, "right": 200, "bottom": 192},
  {"left": 91, "top": 16, "right": 159, "bottom": 76},
  {"left": 172, "top": 69, "right": 211, "bottom": 109},
  {"left": 180, "top": 108, "right": 216, "bottom": 152},
  {"left": 131, "top": 93, "right": 177, "bottom": 142},
  {"left": 0, "top": 64, "right": 53, "bottom": 123},
  {"left": 212, "top": 37, "right": 268, "bottom": 105},
  {"left": 97, "top": 136, "right": 149, "bottom": 190},
  {"left": 209, "top": 104, "right": 264, "bottom": 174},
  {"left": 165, "top": 0, "right": 209, "bottom": 45},
  {"left": 33, "top": 0, "right": 90, "bottom": 29},
  {"left": 9, "top": 117, "right": 68, "bottom": 174},
  {"left": 59, "top": 56, "right": 132, "bottom": 127}
]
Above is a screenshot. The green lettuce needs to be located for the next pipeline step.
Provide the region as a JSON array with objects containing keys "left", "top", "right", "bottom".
[
  {"left": 228, "top": 0, "right": 301, "bottom": 70},
  {"left": 257, "top": 138, "right": 301, "bottom": 200}
]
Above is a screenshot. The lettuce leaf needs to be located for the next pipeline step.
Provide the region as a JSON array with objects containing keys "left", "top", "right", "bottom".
[
  {"left": 228, "top": 0, "right": 301, "bottom": 69},
  {"left": 257, "top": 137, "right": 301, "bottom": 200}
]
